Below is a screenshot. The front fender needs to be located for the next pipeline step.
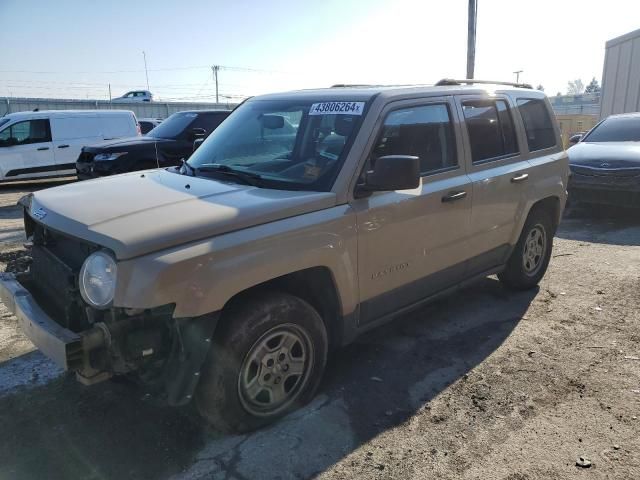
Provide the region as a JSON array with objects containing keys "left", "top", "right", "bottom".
[{"left": 114, "top": 205, "right": 359, "bottom": 319}]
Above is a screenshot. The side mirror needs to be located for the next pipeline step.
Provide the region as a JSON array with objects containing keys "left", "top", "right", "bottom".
[
  {"left": 190, "top": 127, "right": 206, "bottom": 140},
  {"left": 356, "top": 155, "right": 420, "bottom": 196},
  {"left": 193, "top": 138, "right": 204, "bottom": 152},
  {"left": 569, "top": 134, "right": 583, "bottom": 145}
]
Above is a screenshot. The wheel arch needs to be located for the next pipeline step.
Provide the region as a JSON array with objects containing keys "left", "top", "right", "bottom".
[
  {"left": 528, "top": 195, "right": 561, "bottom": 232},
  {"left": 217, "top": 266, "right": 344, "bottom": 349}
]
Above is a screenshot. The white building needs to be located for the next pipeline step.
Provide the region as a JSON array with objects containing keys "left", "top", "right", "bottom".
[{"left": 600, "top": 28, "right": 640, "bottom": 118}]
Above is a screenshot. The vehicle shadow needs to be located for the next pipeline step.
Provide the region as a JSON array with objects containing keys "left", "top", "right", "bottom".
[
  {"left": 0, "top": 177, "right": 76, "bottom": 193},
  {"left": 558, "top": 204, "right": 640, "bottom": 246},
  {"left": 0, "top": 277, "right": 535, "bottom": 480}
]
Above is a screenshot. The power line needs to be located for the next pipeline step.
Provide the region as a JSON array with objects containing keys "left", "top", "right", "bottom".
[{"left": 0, "top": 63, "right": 286, "bottom": 75}]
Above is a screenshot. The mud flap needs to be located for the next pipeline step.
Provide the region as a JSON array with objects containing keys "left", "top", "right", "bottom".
[{"left": 164, "top": 312, "right": 220, "bottom": 406}]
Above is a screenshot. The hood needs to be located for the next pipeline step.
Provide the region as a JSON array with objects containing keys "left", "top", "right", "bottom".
[
  {"left": 84, "top": 136, "right": 173, "bottom": 151},
  {"left": 568, "top": 142, "right": 640, "bottom": 168},
  {"left": 29, "top": 169, "right": 336, "bottom": 260}
]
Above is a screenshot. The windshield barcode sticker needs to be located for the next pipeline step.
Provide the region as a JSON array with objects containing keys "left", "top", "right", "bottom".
[{"left": 309, "top": 102, "right": 365, "bottom": 115}]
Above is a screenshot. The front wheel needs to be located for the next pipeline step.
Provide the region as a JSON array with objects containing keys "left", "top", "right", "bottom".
[
  {"left": 195, "top": 292, "right": 328, "bottom": 433},
  {"left": 498, "top": 208, "right": 554, "bottom": 290}
]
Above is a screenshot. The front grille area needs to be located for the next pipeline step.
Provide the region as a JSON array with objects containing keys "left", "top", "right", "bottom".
[
  {"left": 77, "top": 151, "right": 96, "bottom": 163},
  {"left": 29, "top": 223, "right": 94, "bottom": 330},
  {"left": 570, "top": 187, "right": 640, "bottom": 207},
  {"left": 571, "top": 164, "right": 640, "bottom": 178}
]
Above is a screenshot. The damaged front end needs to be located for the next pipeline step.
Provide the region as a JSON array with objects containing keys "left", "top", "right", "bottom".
[{"left": 0, "top": 202, "right": 218, "bottom": 405}]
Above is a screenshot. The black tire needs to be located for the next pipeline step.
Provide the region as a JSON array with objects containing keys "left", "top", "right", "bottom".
[
  {"left": 498, "top": 207, "right": 554, "bottom": 290},
  {"left": 195, "top": 292, "right": 328, "bottom": 433}
]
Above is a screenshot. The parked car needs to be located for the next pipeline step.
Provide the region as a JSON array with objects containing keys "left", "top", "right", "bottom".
[
  {"left": 0, "top": 110, "right": 139, "bottom": 182},
  {"left": 568, "top": 112, "right": 640, "bottom": 207},
  {"left": 568, "top": 131, "right": 587, "bottom": 146},
  {"left": 76, "top": 110, "right": 230, "bottom": 179},
  {"left": 138, "top": 117, "right": 163, "bottom": 134},
  {"left": 112, "top": 90, "right": 153, "bottom": 103},
  {"left": 0, "top": 80, "right": 568, "bottom": 433}
]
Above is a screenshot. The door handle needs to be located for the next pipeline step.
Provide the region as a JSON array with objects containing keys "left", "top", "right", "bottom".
[
  {"left": 441, "top": 190, "right": 467, "bottom": 203},
  {"left": 37, "top": 147, "right": 49, "bottom": 151},
  {"left": 511, "top": 173, "right": 529, "bottom": 183},
  {"left": 58, "top": 144, "right": 70, "bottom": 149}
]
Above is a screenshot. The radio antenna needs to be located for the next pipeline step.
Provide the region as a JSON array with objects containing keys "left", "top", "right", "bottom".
[{"left": 154, "top": 140, "right": 160, "bottom": 169}]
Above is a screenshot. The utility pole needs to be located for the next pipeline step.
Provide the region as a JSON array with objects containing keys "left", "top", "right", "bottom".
[
  {"left": 108, "top": 83, "right": 112, "bottom": 104},
  {"left": 513, "top": 70, "right": 523, "bottom": 83},
  {"left": 212, "top": 65, "right": 220, "bottom": 104},
  {"left": 142, "top": 51, "right": 150, "bottom": 91},
  {"left": 466, "top": 0, "right": 477, "bottom": 79}
]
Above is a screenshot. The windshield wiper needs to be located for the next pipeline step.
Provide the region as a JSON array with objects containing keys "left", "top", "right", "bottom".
[
  {"left": 196, "top": 164, "right": 264, "bottom": 186},
  {"left": 180, "top": 159, "right": 197, "bottom": 176}
]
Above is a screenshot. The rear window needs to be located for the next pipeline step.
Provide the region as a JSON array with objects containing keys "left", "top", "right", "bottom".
[
  {"left": 583, "top": 116, "right": 640, "bottom": 142},
  {"left": 517, "top": 98, "right": 556, "bottom": 151},
  {"left": 462, "top": 99, "right": 518, "bottom": 163}
]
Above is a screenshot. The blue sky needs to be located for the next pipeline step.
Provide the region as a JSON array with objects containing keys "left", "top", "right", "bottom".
[{"left": 1, "top": 0, "right": 639, "bottom": 101}]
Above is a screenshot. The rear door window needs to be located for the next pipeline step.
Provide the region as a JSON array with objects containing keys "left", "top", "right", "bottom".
[
  {"left": 462, "top": 99, "right": 519, "bottom": 163},
  {"left": 373, "top": 103, "right": 458, "bottom": 175},
  {"left": 517, "top": 98, "right": 556, "bottom": 151}
]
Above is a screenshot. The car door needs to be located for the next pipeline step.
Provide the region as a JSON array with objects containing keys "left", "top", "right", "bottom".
[
  {"left": 0, "top": 118, "right": 55, "bottom": 180},
  {"left": 352, "top": 98, "right": 473, "bottom": 325},
  {"left": 455, "top": 95, "right": 530, "bottom": 275},
  {"left": 50, "top": 115, "right": 102, "bottom": 173}
]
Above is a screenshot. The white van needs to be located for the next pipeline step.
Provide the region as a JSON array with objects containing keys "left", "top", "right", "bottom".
[{"left": 0, "top": 110, "right": 139, "bottom": 182}]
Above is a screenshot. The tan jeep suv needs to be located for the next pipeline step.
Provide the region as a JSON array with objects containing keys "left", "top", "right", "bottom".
[{"left": 0, "top": 80, "right": 568, "bottom": 432}]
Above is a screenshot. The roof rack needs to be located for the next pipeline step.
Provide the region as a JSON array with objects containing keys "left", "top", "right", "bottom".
[
  {"left": 435, "top": 78, "right": 533, "bottom": 89},
  {"left": 330, "top": 84, "right": 376, "bottom": 88}
]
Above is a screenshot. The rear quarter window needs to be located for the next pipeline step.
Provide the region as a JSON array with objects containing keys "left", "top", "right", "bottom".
[{"left": 517, "top": 98, "right": 557, "bottom": 152}]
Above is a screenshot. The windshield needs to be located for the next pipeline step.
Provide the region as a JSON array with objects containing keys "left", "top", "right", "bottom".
[
  {"left": 186, "top": 99, "right": 367, "bottom": 191},
  {"left": 147, "top": 112, "right": 198, "bottom": 139},
  {"left": 0, "top": 117, "right": 10, "bottom": 130},
  {"left": 583, "top": 116, "right": 640, "bottom": 142}
]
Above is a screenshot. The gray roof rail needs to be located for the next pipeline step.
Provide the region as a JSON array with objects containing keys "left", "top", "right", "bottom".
[{"left": 435, "top": 78, "right": 533, "bottom": 89}]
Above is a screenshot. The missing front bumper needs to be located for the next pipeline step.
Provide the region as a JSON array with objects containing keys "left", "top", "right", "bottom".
[
  {"left": 0, "top": 272, "right": 84, "bottom": 370},
  {"left": 1, "top": 271, "right": 220, "bottom": 404}
]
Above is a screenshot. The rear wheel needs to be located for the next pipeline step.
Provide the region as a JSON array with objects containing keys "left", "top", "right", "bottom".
[
  {"left": 498, "top": 208, "right": 554, "bottom": 290},
  {"left": 195, "top": 292, "right": 328, "bottom": 433}
]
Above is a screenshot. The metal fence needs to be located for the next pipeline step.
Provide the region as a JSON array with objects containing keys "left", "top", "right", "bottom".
[
  {"left": 549, "top": 104, "right": 601, "bottom": 115},
  {"left": 0, "top": 97, "right": 238, "bottom": 119}
]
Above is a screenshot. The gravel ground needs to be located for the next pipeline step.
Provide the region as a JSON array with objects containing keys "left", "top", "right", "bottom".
[{"left": 0, "top": 180, "right": 639, "bottom": 480}]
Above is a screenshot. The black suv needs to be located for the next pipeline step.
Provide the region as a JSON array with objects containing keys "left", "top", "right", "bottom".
[{"left": 76, "top": 110, "right": 231, "bottom": 179}]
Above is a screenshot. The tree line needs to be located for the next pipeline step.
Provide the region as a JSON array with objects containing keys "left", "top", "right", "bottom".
[{"left": 535, "top": 77, "right": 601, "bottom": 95}]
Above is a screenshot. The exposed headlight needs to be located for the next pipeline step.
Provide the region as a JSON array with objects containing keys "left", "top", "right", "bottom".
[
  {"left": 94, "top": 152, "right": 128, "bottom": 161},
  {"left": 79, "top": 251, "right": 117, "bottom": 309}
]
